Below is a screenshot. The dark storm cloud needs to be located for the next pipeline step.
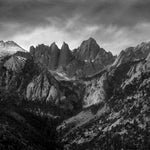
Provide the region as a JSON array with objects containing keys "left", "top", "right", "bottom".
[
  {"left": 0, "top": 0, "right": 71, "bottom": 26},
  {"left": 0, "top": 0, "right": 150, "bottom": 54},
  {"left": 1, "top": 0, "right": 150, "bottom": 29}
]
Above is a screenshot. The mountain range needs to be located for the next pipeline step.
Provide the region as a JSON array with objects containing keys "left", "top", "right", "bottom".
[
  {"left": 30, "top": 38, "right": 115, "bottom": 77},
  {"left": 0, "top": 38, "right": 150, "bottom": 150}
]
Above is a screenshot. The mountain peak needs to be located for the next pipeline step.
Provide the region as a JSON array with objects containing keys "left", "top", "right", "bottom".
[
  {"left": 51, "top": 42, "right": 56, "bottom": 46},
  {"left": 0, "top": 40, "right": 26, "bottom": 57},
  {"left": 6, "top": 41, "right": 18, "bottom": 46},
  {"left": 87, "top": 37, "right": 97, "bottom": 43},
  {"left": 61, "top": 42, "right": 69, "bottom": 50},
  {"left": 50, "top": 42, "right": 59, "bottom": 50},
  {"left": 59, "top": 42, "right": 72, "bottom": 67},
  {"left": 76, "top": 37, "right": 101, "bottom": 60},
  {"left": 82, "top": 37, "right": 98, "bottom": 47},
  {"left": 63, "top": 41, "right": 67, "bottom": 44},
  {"left": 0, "top": 40, "right": 20, "bottom": 47}
]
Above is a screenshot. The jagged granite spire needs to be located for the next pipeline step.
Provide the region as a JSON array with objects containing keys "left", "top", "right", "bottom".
[
  {"left": 75, "top": 37, "right": 104, "bottom": 61},
  {"left": 58, "top": 42, "right": 73, "bottom": 67}
]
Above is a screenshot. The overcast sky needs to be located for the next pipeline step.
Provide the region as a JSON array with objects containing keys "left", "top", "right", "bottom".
[{"left": 0, "top": 0, "right": 150, "bottom": 54}]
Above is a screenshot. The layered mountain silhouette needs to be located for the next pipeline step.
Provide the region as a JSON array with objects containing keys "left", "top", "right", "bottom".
[
  {"left": 30, "top": 38, "right": 115, "bottom": 77},
  {"left": 0, "top": 38, "right": 150, "bottom": 150}
]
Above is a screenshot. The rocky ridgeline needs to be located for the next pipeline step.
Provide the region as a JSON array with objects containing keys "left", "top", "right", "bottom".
[{"left": 30, "top": 38, "right": 115, "bottom": 77}]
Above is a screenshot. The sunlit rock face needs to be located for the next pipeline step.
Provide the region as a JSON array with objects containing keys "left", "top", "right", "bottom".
[
  {"left": 83, "top": 73, "right": 109, "bottom": 107},
  {"left": 26, "top": 69, "right": 85, "bottom": 114}
]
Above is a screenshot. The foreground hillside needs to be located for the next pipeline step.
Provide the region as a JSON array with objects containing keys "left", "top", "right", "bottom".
[{"left": 0, "top": 95, "right": 60, "bottom": 150}]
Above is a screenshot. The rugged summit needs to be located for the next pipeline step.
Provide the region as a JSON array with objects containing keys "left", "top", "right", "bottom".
[
  {"left": 66, "top": 38, "right": 115, "bottom": 77},
  {"left": 75, "top": 37, "right": 101, "bottom": 61},
  {"left": 0, "top": 41, "right": 26, "bottom": 57}
]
